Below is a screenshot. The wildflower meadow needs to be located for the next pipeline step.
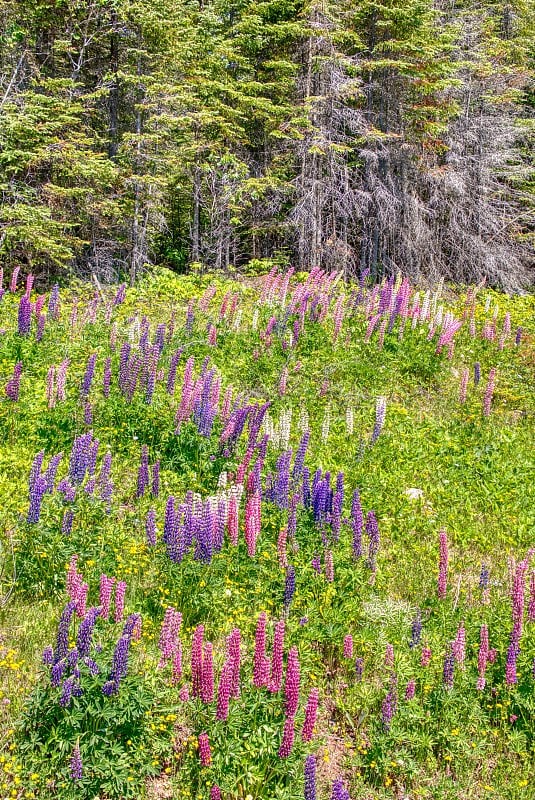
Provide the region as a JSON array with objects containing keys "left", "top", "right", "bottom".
[{"left": 0, "top": 266, "right": 534, "bottom": 800}]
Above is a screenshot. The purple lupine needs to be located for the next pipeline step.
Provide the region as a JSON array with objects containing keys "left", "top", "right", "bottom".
[
  {"left": 101, "top": 617, "right": 138, "bottom": 695},
  {"left": 284, "top": 646, "right": 300, "bottom": 717},
  {"left": 198, "top": 733, "right": 211, "bottom": 766},
  {"left": 62, "top": 509, "right": 74, "bottom": 535},
  {"left": 384, "top": 643, "right": 394, "bottom": 667},
  {"left": 76, "top": 607, "right": 100, "bottom": 657},
  {"left": 365, "top": 511, "right": 380, "bottom": 572},
  {"left": 301, "top": 688, "right": 319, "bottom": 742},
  {"left": 382, "top": 679, "right": 397, "bottom": 730},
  {"left": 278, "top": 715, "right": 295, "bottom": 758},
  {"left": 146, "top": 508, "right": 157, "bottom": 546},
  {"left": 158, "top": 607, "right": 182, "bottom": 666},
  {"left": 438, "top": 529, "right": 448, "bottom": 599},
  {"left": 515, "top": 326, "right": 522, "bottom": 346},
  {"left": 474, "top": 361, "right": 481, "bottom": 385},
  {"left": 80, "top": 353, "right": 97, "bottom": 398},
  {"left": 405, "top": 679, "right": 416, "bottom": 700},
  {"left": 292, "top": 430, "right": 310, "bottom": 482},
  {"left": 151, "top": 461, "right": 160, "bottom": 497},
  {"left": 283, "top": 565, "right": 296, "bottom": 610},
  {"left": 17, "top": 295, "right": 32, "bottom": 335},
  {"left": 274, "top": 449, "right": 293, "bottom": 509},
  {"left": 48, "top": 284, "right": 60, "bottom": 319},
  {"left": 137, "top": 445, "right": 149, "bottom": 497},
  {"left": 331, "top": 778, "right": 350, "bottom": 800},
  {"left": 304, "top": 755, "right": 317, "bottom": 800},
  {"left": 29, "top": 451, "right": 44, "bottom": 495},
  {"left": 355, "top": 657, "right": 364, "bottom": 681},
  {"left": 410, "top": 610, "right": 422, "bottom": 648},
  {"left": 5, "top": 362, "right": 22, "bottom": 401},
  {"left": 36, "top": 313, "right": 46, "bottom": 341},
  {"left": 443, "top": 645, "right": 455, "bottom": 690},
  {"left": 69, "top": 432, "right": 93, "bottom": 485},
  {"left": 43, "top": 452, "right": 63, "bottom": 493},
  {"left": 27, "top": 475, "right": 48, "bottom": 523},
  {"left": 483, "top": 368, "right": 496, "bottom": 417},
  {"left": 54, "top": 602, "right": 77, "bottom": 664}
]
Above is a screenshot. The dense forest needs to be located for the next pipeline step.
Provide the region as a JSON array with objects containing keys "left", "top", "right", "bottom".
[{"left": 0, "top": 0, "right": 534, "bottom": 289}]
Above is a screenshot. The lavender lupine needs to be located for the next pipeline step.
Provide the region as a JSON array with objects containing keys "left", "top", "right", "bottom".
[
  {"left": 324, "top": 550, "right": 334, "bottom": 582},
  {"left": 304, "top": 755, "right": 317, "bottom": 800},
  {"left": 9, "top": 265, "right": 19, "bottom": 293},
  {"left": 301, "top": 688, "right": 319, "bottom": 742},
  {"left": 382, "top": 680, "right": 397, "bottom": 730},
  {"left": 331, "top": 778, "right": 350, "bottom": 800},
  {"left": 70, "top": 744, "right": 83, "bottom": 781},
  {"left": 5, "top": 362, "right": 22, "bottom": 401},
  {"left": 384, "top": 643, "right": 394, "bottom": 667},
  {"left": 370, "top": 396, "right": 387, "bottom": 444},
  {"left": 438, "top": 529, "right": 448, "bottom": 599},
  {"left": 365, "top": 511, "right": 380, "bottom": 572},
  {"left": 17, "top": 295, "right": 32, "bottom": 335},
  {"left": 158, "top": 607, "right": 183, "bottom": 667}
]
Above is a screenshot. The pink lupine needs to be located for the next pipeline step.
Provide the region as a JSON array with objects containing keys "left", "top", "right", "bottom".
[
  {"left": 66, "top": 555, "right": 80, "bottom": 597},
  {"left": 179, "top": 685, "right": 190, "bottom": 702},
  {"left": 421, "top": 645, "right": 432, "bottom": 667},
  {"left": 99, "top": 574, "right": 115, "bottom": 620},
  {"left": 284, "top": 646, "right": 300, "bottom": 718},
  {"left": 9, "top": 266, "right": 20, "bottom": 293},
  {"left": 228, "top": 628, "right": 241, "bottom": 698},
  {"left": 170, "top": 642, "right": 183, "bottom": 684},
  {"left": 75, "top": 582, "right": 88, "bottom": 618},
  {"left": 343, "top": 635, "right": 353, "bottom": 659},
  {"left": 277, "top": 527, "right": 288, "bottom": 569},
  {"left": 114, "top": 580, "right": 126, "bottom": 622},
  {"left": 56, "top": 359, "right": 69, "bottom": 401},
  {"left": 244, "top": 492, "right": 260, "bottom": 557},
  {"left": 301, "top": 688, "right": 319, "bottom": 742},
  {"left": 528, "top": 571, "right": 535, "bottom": 623},
  {"left": 201, "top": 642, "right": 215, "bottom": 703},
  {"left": 477, "top": 625, "right": 489, "bottom": 691},
  {"left": 227, "top": 493, "right": 239, "bottom": 546},
  {"left": 269, "top": 620, "right": 285, "bottom": 693},
  {"left": 207, "top": 324, "right": 217, "bottom": 346},
  {"left": 216, "top": 658, "right": 233, "bottom": 721},
  {"left": 452, "top": 624, "right": 466, "bottom": 670},
  {"left": 438, "top": 529, "right": 448, "bottom": 599},
  {"left": 210, "top": 787, "right": 222, "bottom": 800},
  {"left": 278, "top": 715, "right": 295, "bottom": 758},
  {"left": 459, "top": 368, "right": 469, "bottom": 404},
  {"left": 198, "top": 733, "right": 211, "bottom": 766},
  {"left": 384, "top": 643, "right": 394, "bottom": 667},
  {"left": 483, "top": 368, "right": 496, "bottom": 417},
  {"left": 405, "top": 679, "right": 416, "bottom": 700},
  {"left": 253, "top": 612, "right": 270, "bottom": 688},
  {"left": 158, "top": 607, "right": 183, "bottom": 667},
  {"left": 191, "top": 624, "right": 204, "bottom": 698}
]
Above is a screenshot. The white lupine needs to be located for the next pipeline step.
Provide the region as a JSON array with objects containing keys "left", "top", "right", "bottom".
[
  {"left": 484, "top": 295, "right": 491, "bottom": 313},
  {"left": 345, "top": 406, "right": 354, "bottom": 435},
  {"left": 321, "top": 407, "right": 331, "bottom": 444},
  {"left": 252, "top": 308, "right": 259, "bottom": 331},
  {"left": 420, "top": 290, "right": 431, "bottom": 322},
  {"left": 217, "top": 471, "right": 228, "bottom": 490},
  {"left": 262, "top": 412, "right": 274, "bottom": 441},
  {"left": 279, "top": 408, "right": 292, "bottom": 450},
  {"left": 298, "top": 407, "right": 309, "bottom": 433},
  {"left": 128, "top": 317, "right": 140, "bottom": 343},
  {"left": 233, "top": 309, "right": 242, "bottom": 332}
]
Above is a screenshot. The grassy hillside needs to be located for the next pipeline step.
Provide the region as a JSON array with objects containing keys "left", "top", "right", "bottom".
[{"left": 0, "top": 267, "right": 534, "bottom": 800}]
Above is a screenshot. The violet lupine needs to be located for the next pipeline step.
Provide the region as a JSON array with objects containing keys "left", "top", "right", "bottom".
[
  {"left": 443, "top": 645, "right": 455, "bottom": 690},
  {"left": 80, "top": 353, "right": 97, "bottom": 398},
  {"left": 438, "top": 529, "right": 448, "bottom": 599},
  {"left": 191, "top": 624, "right": 204, "bottom": 698},
  {"left": 101, "top": 615, "right": 139, "bottom": 695},
  {"left": 114, "top": 581, "right": 126, "bottom": 622},
  {"left": 515, "top": 326, "right": 522, "bottom": 346},
  {"left": 278, "top": 715, "right": 295, "bottom": 758},
  {"left": 477, "top": 625, "right": 489, "bottom": 690},
  {"left": 48, "top": 284, "right": 60, "bottom": 318},
  {"left": 382, "top": 682, "right": 397, "bottom": 730},
  {"left": 146, "top": 508, "right": 157, "bottom": 546},
  {"left": 506, "top": 635, "right": 520, "bottom": 685},
  {"left": 365, "top": 511, "right": 380, "bottom": 572},
  {"left": 410, "top": 610, "right": 422, "bottom": 649},
  {"left": 137, "top": 445, "right": 149, "bottom": 498},
  {"left": 269, "top": 620, "right": 285, "bottom": 693},
  {"left": 27, "top": 475, "right": 48, "bottom": 524},
  {"left": 17, "top": 295, "right": 32, "bottom": 335},
  {"left": 301, "top": 688, "right": 319, "bottom": 742},
  {"left": 331, "top": 778, "right": 350, "bottom": 800},
  {"left": 405, "top": 679, "right": 416, "bottom": 700},
  {"left": 343, "top": 635, "right": 353, "bottom": 659},
  {"left": 253, "top": 612, "right": 270, "bottom": 688},
  {"left": 474, "top": 361, "right": 481, "bottom": 386},
  {"left": 36, "top": 313, "right": 46, "bottom": 342},
  {"left": 483, "top": 367, "right": 496, "bottom": 417},
  {"left": 355, "top": 657, "right": 364, "bottom": 681},
  {"left": 304, "top": 755, "right": 317, "bottom": 800},
  {"left": 99, "top": 575, "right": 115, "bottom": 620},
  {"left": 5, "top": 362, "right": 22, "bottom": 401},
  {"left": 54, "top": 602, "right": 77, "bottom": 664},
  {"left": 70, "top": 744, "right": 83, "bottom": 781},
  {"left": 201, "top": 642, "right": 215, "bottom": 703},
  {"left": 284, "top": 646, "right": 300, "bottom": 717},
  {"left": 151, "top": 461, "right": 160, "bottom": 497},
  {"left": 370, "top": 396, "right": 387, "bottom": 444},
  {"left": 198, "top": 733, "right": 211, "bottom": 766},
  {"left": 452, "top": 624, "right": 466, "bottom": 670},
  {"left": 76, "top": 607, "right": 101, "bottom": 657},
  {"left": 283, "top": 565, "right": 296, "bottom": 610}
]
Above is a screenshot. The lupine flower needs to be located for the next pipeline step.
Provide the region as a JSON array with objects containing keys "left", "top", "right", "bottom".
[
  {"left": 284, "top": 646, "right": 300, "bottom": 717},
  {"left": 443, "top": 645, "right": 455, "bottom": 690},
  {"left": 343, "top": 635, "right": 353, "bottom": 659},
  {"left": 269, "top": 620, "right": 285, "bottom": 693},
  {"left": 528, "top": 571, "right": 535, "bottom": 622},
  {"left": 137, "top": 445, "right": 149, "bottom": 497},
  {"left": 382, "top": 677, "right": 397, "bottom": 730},
  {"left": 410, "top": 610, "right": 422, "bottom": 648},
  {"left": 172, "top": 643, "right": 183, "bottom": 684},
  {"left": 114, "top": 581, "right": 126, "bottom": 622},
  {"left": 279, "top": 366, "right": 288, "bottom": 395},
  {"left": 253, "top": 612, "right": 269, "bottom": 688},
  {"left": 18, "top": 295, "right": 32, "bottom": 335},
  {"left": 384, "top": 643, "right": 394, "bottom": 667},
  {"left": 365, "top": 511, "right": 380, "bottom": 572},
  {"left": 301, "top": 688, "right": 319, "bottom": 742},
  {"left": 483, "top": 368, "right": 496, "bottom": 417},
  {"left": 278, "top": 715, "right": 295, "bottom": 758},
  {"left": 477, "top": 625, "right": 489, "bottom": 690},
  {"left": 9, "top": 265, "right": 19, "bottom": 293},
  {"left": 506, "top": 635, "right": 519, "bottom": 685},
  {"left": 54, "top": 602, "right": 77, "bottom": 664},
  {"left": 80, "top": 353, "right": 97, "bottom": 398},
  {"left": 351, "top": 489, "right": 363, "bottom": 558},
  {"left": 70, "top": 744, "right": 83, "bottom": 781},
  {"left": 283, "top": 565, "right": 296, "bottom": 610},
  {"left": 146, "top": 508, "right": 157, "bottom": 546},
  {"left": 179, "top": 685, "right": 190, "bottom": 702},
  {"left": 76, "top": 607, "right": 100, "bottom": 657},
  {"left": 99, "top": 575, "right": 115, "bottom": 621},
  {"left": 277, "top": 527, "right": 288, "bottom": 569},
  {"left": 62, "top": 510, "right": 74, "bottom": 537},
  {"left": 227, "top": 628, "right": 241, "bottom": 698},
  {"left": 421, "top": 645, "right": 432, "bottom": 667},
  {"left": 210, "top": 787, "right": 222, "bottom": 800},
  {"left": 370, "top": 396, "right": 387, "bottom": 444},
  {"left": 216, "top": 658, "right": 233, "bottom": 721},
  {"left": 191, "top": 624, "right": 204, "bottom": 698},
  {"left": 48, "top": 284, "right": 60, "bottom": 318},
  {"left": 201, "top": 642, "right": 215, "bottom": 703},
  {"left": 355, "top": 657, "right": 363, "bottom": 681},
  {"left": 405, "top": 679, "right": 416, "bottom": 700},
  {"left": 452, "top": 624, "right": 466, "bottom": 669},
  {"left": 479, "top": 563, "right": 490, "bottom": 604},
  {"left": 5, "top": 362, "right": 22, "bottom": 401},
  {"left": 27, "top": 475, "right": 48, "bottom": 523},
  {"left": 331, "top": 778, "right": 350, "bottom": 800},
  {"left": 198, "top": 733, "right": 211, "bottom": 766},
  {"left": 102, "top": 618, "right": 137, "bottom": 696},
  {"left": 438, "top": 529, "right": 448, "bottom": 599},
  {"left": 304, "top": 755, "right": 317, "bottom": 800},
  {"left": 515, "top": 326, "right": 522, "bottom": 346}
]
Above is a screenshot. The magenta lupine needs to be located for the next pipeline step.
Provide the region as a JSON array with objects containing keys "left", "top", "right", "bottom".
[
  {"left": 172, "top": 643, "right": 183, "bottom": 684},
  {"left": 405, "top": 679, "right": 416, "bottom": 700},
  {"left": 253, "top": 612, "right": 270, "bottom": 688},
  {"left": 477, "top": 625, "right": 489, "bottom": 690},
  {"left": 277, "top": 527, "right": 288, "bottom": 569},
  {"left": 343, "top": 635, "right": 353, "bottom": 659},
  {"left": 452, "top": 624, "right": 466, "bottom": 670},
  {"left": 99, "top": 575, "right": 115, "bottom": 620},
  {"left": 278, "top": 366, "right": 288, "bottom": 396},
  {"left": 301, "top": 688, "right": 319, "bottom": 742},
  {"left": 244, "top": 491, "right": 261, "bottom": 557},
  {"left": 75, "top": 582, "right": 88, "bottom": 618},
  {"left": 191, "top": 624, "right": 204, "bottom": 698},
  {"left": 511, "top": 559, "right": 528, "bottom": 636},
  {"left": 210, "top": 787, "right": 222, "bottom": 800},
  {"left": 114, "top": 581, "right": 126, "bottom": 622},
  {"left": 198, "top": 733, "right": 211, "bottom": 766},
  {"left": 528, "top": 571, "right": 535, "bottom": 622},
  {"left": 201, "top": 642, "right": 215, "bottom": 703},
  {"left": 459, "top": 368, "right": 469, "bottom": 403},
  {"left": 216, "top": 658, "right": 233, "bottom": 721},
  {"left": 269, "top": 620, "right": 285, "bottom": 693},
  {"left": 228, "top": 628, "right": 241, "bottom": 698},
  {"left": 284, "top": 646, "right": 300, "bottom": 717},
  {"left": 278, "top": 715, "right": 295, "bottom": 758},
  {"left": 483, "top": 367, "right": 496, "bottom": 417},
  {"left": 438, "top": 529, "right": 448, "bottom": 599},
  {"left": 384, "top": 643, "right": 394, "bottom": 667},
  {"left": 5, "top": 362, "right": 22, "bottom": 401},
  {"left": 421, "top": 645, "right": 432, "bottom": 667},
  {"left": 179, "top": 685, "right": 190, "bottom": 702}
]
